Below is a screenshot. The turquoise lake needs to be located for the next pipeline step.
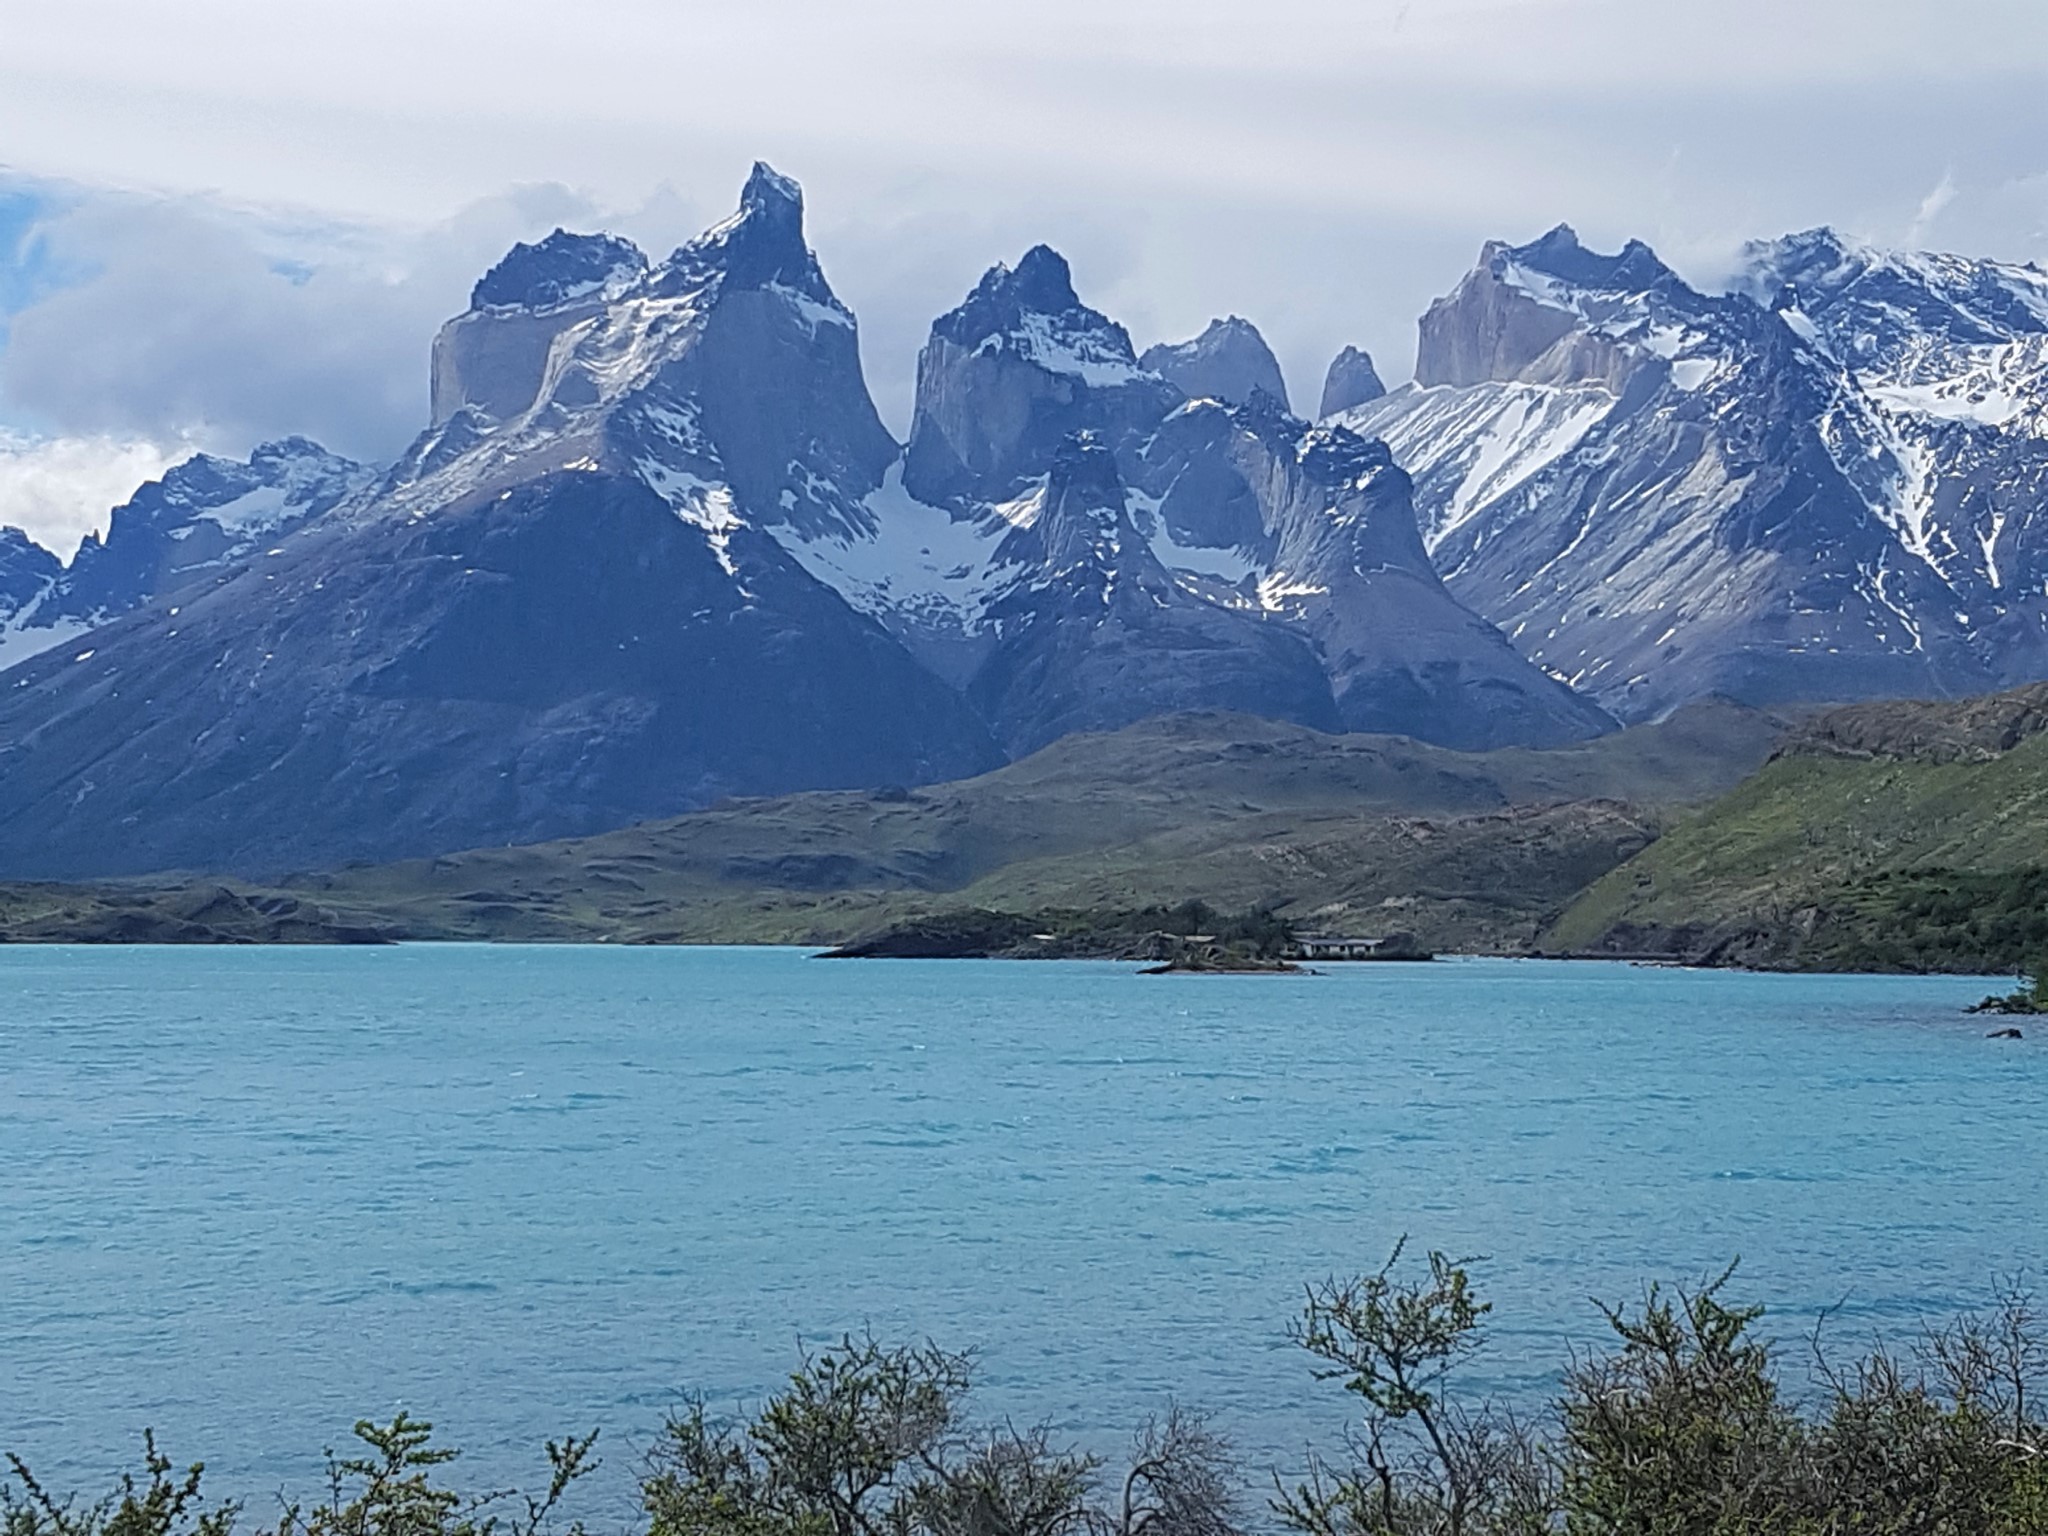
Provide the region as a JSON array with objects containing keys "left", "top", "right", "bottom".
[{"left": 2, "top": 947, "right": 2042, "bottom": 1514}]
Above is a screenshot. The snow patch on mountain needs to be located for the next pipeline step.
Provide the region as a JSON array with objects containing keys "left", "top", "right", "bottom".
[
  {"left": 1342, "top": 381, "right": 1614, "bottom": 551},
  {"left": 783, "top": 462, "right": 1011, "bottom": 633},
  {"left": 1006, "top": 311, "right": 1149, "bottom": 387}
]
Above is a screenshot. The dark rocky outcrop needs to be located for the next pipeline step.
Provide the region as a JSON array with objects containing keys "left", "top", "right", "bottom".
[
  {"left": 0, "top": 528, "right": 61, "bottom": 629},
  {"left": 1784, "top": 681, "right": 2048, "bottom": 764}
]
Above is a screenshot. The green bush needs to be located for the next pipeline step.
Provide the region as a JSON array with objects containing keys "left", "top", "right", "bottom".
[{"left": 12, "top": 1263, "right": 2047, "bottom": 1536}]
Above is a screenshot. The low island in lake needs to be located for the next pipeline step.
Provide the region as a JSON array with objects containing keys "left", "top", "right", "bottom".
[{"left": 815, "top": 901, "right": 1430, "bottom": 971}]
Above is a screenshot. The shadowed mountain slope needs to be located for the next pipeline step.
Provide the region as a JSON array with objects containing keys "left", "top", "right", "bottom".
[{"left": 0, "top": 472, "right": 997, "bottom": 878}]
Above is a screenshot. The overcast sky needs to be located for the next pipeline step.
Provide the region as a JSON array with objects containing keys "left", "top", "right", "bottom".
[{"left": 3, "top": 0, "right": 2046, "bottom": 553}]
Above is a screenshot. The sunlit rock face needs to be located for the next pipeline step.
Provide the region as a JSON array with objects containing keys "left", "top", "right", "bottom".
[{"left": 903, "top": 245, "right": 1181, "bottom": 506}]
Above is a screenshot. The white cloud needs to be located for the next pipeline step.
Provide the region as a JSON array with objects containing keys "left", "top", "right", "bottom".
[
  {"left": 0, "top": 180, "right": 634, "bottom": 465},
  {"left": 0, "top": 0, "right": 2044, "bottom": 453},
  {"left": 1906, "top": 170, "right": 1959, "bottom": 248},
  {"left": 0, "top": 430, "right": 186, "bottom": 558}
]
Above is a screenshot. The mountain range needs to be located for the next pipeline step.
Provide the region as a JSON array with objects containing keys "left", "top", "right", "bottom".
[
  {"left": 1339, "top": 224, "right": 2048, "bottom": 718},
  {"left": 0, "top": 163, "right": 2045, "bottom": 880}
]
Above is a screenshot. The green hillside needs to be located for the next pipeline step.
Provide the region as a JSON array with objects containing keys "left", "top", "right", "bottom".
[
  {"left": 1546, "top": 683, "right": 2048, "bottom": 970},
  {"left": 268, "top": 701, "right": 1782, "bottom": 950}
]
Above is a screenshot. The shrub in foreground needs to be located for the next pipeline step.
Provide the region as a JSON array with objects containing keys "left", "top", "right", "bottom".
[{"left": 10, "top": 1254, "right": 2048, "bottom": 1535}]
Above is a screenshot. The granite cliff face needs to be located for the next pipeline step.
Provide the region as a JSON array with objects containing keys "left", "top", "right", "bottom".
[
  {"left": 399, "top": 162, "right": 900, "bottom": 542},
  {"left": 1340, "top": 225, "right": 2048, "bottom": 718},
  {"left": 901, "top": 246, "right": 1180, "bottom": 506},
  {"left": 1138, "top": 316, "right": 1291, "bottom": 411},
  {"left": 1318, "top": 345, "right": 1386, "bottom": 418}
]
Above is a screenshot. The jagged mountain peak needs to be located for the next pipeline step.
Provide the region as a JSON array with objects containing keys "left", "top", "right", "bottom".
[
  {"left": 969, "top": 423, "right": 1345, "bottom": 754},
  {"left": 1748, "top": 224, "right": 1859, "bottom": 267},
  {"left": 905, "top": 245, "right": 1174, "bottom": 504},
  {"left": 244, "top": 435, "right": 369, "bottom": 483},
  {"left": 662, "top": 160, "right": 832, "bottom": 300},
  {"left": 1418, "top": 225, "right": 1731, "bottom": 389},
  {"left": 1139, "top": 315, "right": 1290, "bottom": 411},
  {"left": 0, "top": 436, "right": 375, "bottom": 660},
  {"left": 0, "top": 528, "right": 62, "bottom": 631},
  {"left": 413, "top": 158, "right": 891, "bottom": 540},
  {"left": 1353, "top": 205, "right": 2048, "bottom": 722},
  {"left": 1046, "top": 428, "right": 1121, "bottom": 493},
  {"left": 934, "top": 243, "right": 1137, "bottom": 366},
  {"left": 1318, "top": 345, "right": 1386, "bottom": 417},
  {"left": 1295, "top": 420, "right": 1397, "bottom": 488},
  {"left": 1033, "top": 431, "right": 1139, "bottom": 575},
  {"left": 460, "top": 164, "right": 826, "bottom": 325},
  {"left": 985, "top": 244, "right": 1083, "bottom": 314},
  {"left": 125, "top": 435, "right": 366, "bottom": 513},
  {"left": 1735, "top": 226, "right": 2048, "bottom": 358},
  {"left": 1489, "top": 224, "right": 1674, "bottom": 295},
  {"left": 742, "top": 159, "right": 804, "bottom": 212},
  {"left": 470, "top": 229, "right": 649, "bottom": 313}
]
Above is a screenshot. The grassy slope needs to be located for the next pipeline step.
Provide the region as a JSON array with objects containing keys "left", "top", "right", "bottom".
[
  {"left": 1546, "top": 685, "right": 2048, "bottom": 969},
  {"left": 276, "top": 701, "right": 1784, "bottom": 949}
]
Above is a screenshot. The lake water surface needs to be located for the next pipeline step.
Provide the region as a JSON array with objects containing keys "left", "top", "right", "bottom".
[{"left": 2, "top": 948, "right": 2042, "bottom": 1514}]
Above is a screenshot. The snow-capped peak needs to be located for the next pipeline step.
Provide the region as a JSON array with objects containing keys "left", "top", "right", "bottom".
[
  {"left": 931, "top": 246, "right": 1147, "bottom": 387},
  {"left": 1488, "top": 224, "right": 1675, "bottom": 300},
  {"left": 1735, "top": 226, "right": 2048, "bottom": 364},
  {"left": 661, "top": 159, "right": 832, "bottom": 303},
  {"left": 402, "top": 160, "right": 895, "bottom": 550},
  {"left": 469, "top": 230, "right": 649, "bottom": 314}
]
